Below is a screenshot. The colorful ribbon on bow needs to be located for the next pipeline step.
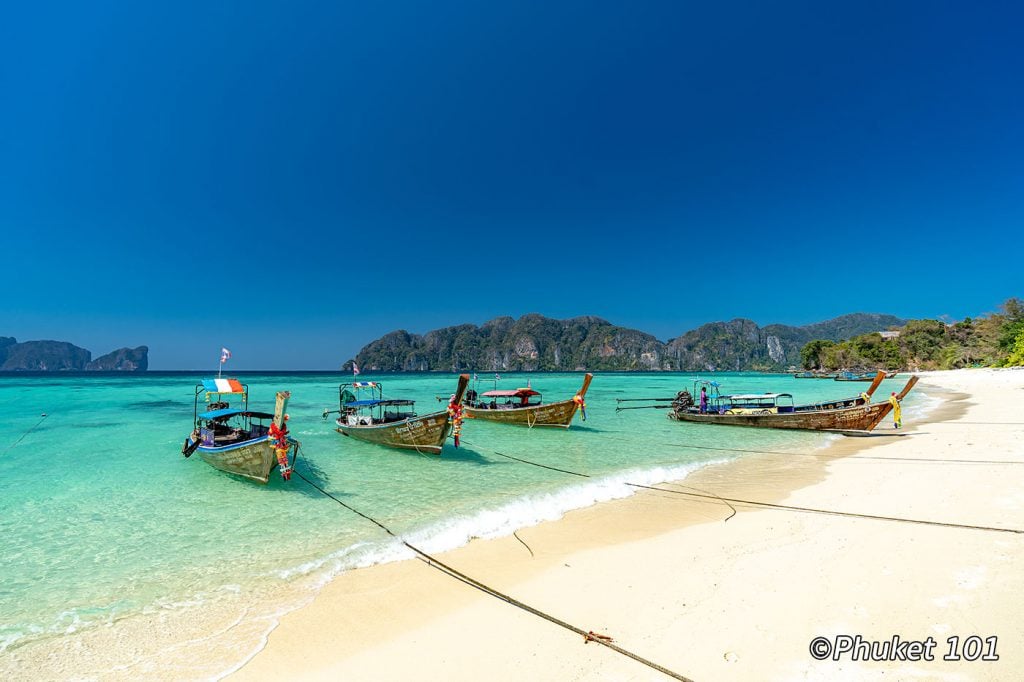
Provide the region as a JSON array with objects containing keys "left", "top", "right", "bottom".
[
  {"left": 573, "top": 394, "right": 587, "bottom": 421},
  {"left": 268, "top": 418, "right": 292, "bottom": 480},
  {"left": 447, "top": 400, "right": 464, "bottom": 447}
]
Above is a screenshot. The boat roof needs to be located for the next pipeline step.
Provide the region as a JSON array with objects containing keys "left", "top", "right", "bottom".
[
  {"left": 481, "top": 389, "right": 540, "bottom": 398},
  {"left": 198, "top": 408, "right": 274, "bottom": 420},
  {"left": 345, "top": 399, "right": 415, "bottom": 407},
  {"left": 202, "top": 378, "right": 245, "bottom": 394},
  {"left": 724, "top": 393, "right": 792, "bottom": 400}
]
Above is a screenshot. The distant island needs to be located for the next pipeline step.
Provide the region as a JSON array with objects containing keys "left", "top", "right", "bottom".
[
  {"left": 0, "top": 337, "right": 148, "bottom": 372},
  {"left": 351, "top": 312, "right": 907, "bottom": 372}
]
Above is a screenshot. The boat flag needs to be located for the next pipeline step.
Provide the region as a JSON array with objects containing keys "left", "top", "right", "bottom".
[
  {"left": 217, "top": 347, "right": 232, "bottom": 377},
  {"left": 495, "top": 373, "right": 501, "bottom": 381},
  {"left": 352, "top": 361, "right": 360, "bottom": 376},
  {"left": 473, "top": 373, "right": 478, "bottom": 382}
]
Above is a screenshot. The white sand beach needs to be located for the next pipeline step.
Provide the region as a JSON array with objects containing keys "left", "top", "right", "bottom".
[{"left": 233, "top": 369, "right": 1024, "bottom": 681}]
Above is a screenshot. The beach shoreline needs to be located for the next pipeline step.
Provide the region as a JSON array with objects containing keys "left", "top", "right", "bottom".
[{"left": 232, "top": 368, "right": 1023, "bottom": 681}]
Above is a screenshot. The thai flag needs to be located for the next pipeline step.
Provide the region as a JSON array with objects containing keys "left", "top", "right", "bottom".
[
  {"left": 473, "top": 373, "right": 478, "bottom": 381},
  {"left": 495, "top": 372, "right": 500, "bottom": 381},
  {"left": 352, "top": 361, "right": 360, "bottom": 376},
  {"left": 220, "top": 347, "right": 231, "bottom": 364}
]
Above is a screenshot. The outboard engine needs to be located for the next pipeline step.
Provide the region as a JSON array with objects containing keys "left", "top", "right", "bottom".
[{"left": 672, "top": 390, "right": 694, "bottom": 412}]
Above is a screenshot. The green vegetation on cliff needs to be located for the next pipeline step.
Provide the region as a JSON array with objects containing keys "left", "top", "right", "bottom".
[{"left": 799, "top": 298, "right": 1024, "bottom": 371}]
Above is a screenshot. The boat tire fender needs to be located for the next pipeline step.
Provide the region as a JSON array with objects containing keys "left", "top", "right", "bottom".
[{"left": 182, "top": 430, "right": 201, "bottom": 457}]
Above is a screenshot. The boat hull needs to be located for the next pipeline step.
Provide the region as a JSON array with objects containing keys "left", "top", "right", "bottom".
[
  {"left": 464, "top": 373, "right": 591, "bottom": 429},
  {"left": 336, "top": 411, "right": 452, "bottom": 454},
  {"left": 465, "top": 398, "right": 580, "bottom": 428},
  {"left": 670, "top": 401, "right": 894, "bottom": 431},
  {"left": 195, "top": 436, "right": 281, "bottom": 484}
]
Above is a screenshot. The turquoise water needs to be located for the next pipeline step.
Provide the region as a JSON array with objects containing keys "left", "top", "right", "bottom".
[{"left": 0, "top": 372, "right": 927, "bottom": 677}]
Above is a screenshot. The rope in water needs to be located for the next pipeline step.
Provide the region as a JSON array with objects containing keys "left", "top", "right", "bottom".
[
  {"left": 460, "top": 440, "right": 1024, "bottom": 535},
  {"left": 289, "top": 448, "right": 695, "bottom": 682},
  {"left": 1, "top": 413, "right": 49, "bottom": 456}
]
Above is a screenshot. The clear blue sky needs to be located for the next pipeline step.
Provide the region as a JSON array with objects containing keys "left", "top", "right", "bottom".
[{"left": 2, "top": 1, "right": 1021, "bottom": 369}]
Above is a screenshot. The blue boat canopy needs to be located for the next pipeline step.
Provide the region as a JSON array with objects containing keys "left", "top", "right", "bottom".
[
  {"left": 199, "top": 408, "right": 275, "bottom": 420},
  {"left": 199, "top": 408, "right": 244, "bottom": 419},
  {"left": 345, "top": 399, "right": 415, "bottom": 407}
]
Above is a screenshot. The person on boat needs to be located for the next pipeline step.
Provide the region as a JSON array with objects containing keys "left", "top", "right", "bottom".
[
  {"left": 699, "top": 386, "right": 708, "bottom": 414},
  {"left": 889, "top": 391, "right": 902, "bottom": 429}
]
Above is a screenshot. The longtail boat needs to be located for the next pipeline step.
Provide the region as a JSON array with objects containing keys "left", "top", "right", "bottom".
[
  {"left": 619, "top": 371, "right": 918, "bottom": 432},
  {"left": 463, "top": 373, "right": 593, "bottom": 428},
  {"left": 325, "top": 374, "right": 469, "bottom": 454},
  {"left": 793, "top": 371, "right": 837, "bottom": 379},
  {"left": 182, "top": 378, "right": 298, "bottom": 484},
  {"left": 834, "top": 370, "right": 896, "bottom": 381}
]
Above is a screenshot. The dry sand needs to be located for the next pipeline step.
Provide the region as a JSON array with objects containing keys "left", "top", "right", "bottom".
[{"left": 232, "top": 369, "right": 1024, "bottom": 682}]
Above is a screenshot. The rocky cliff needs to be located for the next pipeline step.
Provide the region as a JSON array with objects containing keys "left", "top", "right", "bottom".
[
  {"left": 665, "top": 313, "right": 906, "bottom": 371},
  {"left": 354, "top": 314, "right": 667, "bottom": 372},
  {"left": 0, "top": 338, "right": 149, "bottom": 371},
  {"left": 354, "top": 313, "right": 905, "bottom": 372},
  {"left": 86, "top": 346, "right": 149, "bottom": 371},
  {"left": 0, "top": 337, "right": 16, "bottom": 366}
]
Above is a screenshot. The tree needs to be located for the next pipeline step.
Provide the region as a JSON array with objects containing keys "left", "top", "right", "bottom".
[
  {"left": 1002, "top": 297, "right": 1024, "bottom": 322},
  {"left": 800, "top": 339, "right": 835, "bottom": 369},
  {"left": 1006, "top": 328, "right": 1024, "bottom": 367}
]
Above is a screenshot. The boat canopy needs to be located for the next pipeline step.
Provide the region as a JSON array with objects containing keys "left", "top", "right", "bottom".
[
  {"left": 482, "top": 389, "right": 540, "bottom": 398},
  {"left": 198, "top": 408, "right": 275, "bottom": 420},
  {"left": 345, "top": 399, "right": 415, "bottom": 407},
  {"left": 725, "top": 393, "right": 792, "bottom": 400},
  {"left": 202, "top": 378, "right": 245, "bottom": 394}
]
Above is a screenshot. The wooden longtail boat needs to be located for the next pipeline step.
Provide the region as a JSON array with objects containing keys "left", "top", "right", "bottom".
[
  {"left": 326, "top": 374, "right": 470, "bottom": 454},
  {"left": 793, "top": 371, "right": 837, "bottom": 379},
  {"left": 834, "top": 370, "right": 899, "bottom": 381},
  {"left": 182, "top": 379, "right": 298, "bottom": 484},
  {"left": 618, "top": 372, "right": 918, "bottom": 432},
  {"left": 464, "top": 373, "right": 593, "bottom": 428}
]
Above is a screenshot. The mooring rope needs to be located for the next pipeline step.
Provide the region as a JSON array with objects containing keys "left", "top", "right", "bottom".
[
  {"left": 458, "top": 440, "right": 735, "bottom": 521},
  {"left": 1, "top": 413, "right": 48, "bottom": 456},
  {"left": 289, "top": 451, "right": 694, "bottom": 682},
  {"left": 460, "top": 440, "right": 1023, "bottom": 535},
  {"left": 513, "top": 530, "right": 535, "bottom": 557},
  {"left": 588, "top": 432, "right": 1024, "bottom": 466}
]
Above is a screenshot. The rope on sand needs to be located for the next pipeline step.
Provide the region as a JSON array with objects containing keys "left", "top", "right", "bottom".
[
  {"left": 289, "top": 451, "right": 695, "bottom": 682},
  {"left": 592, "top": 432, "right": 1024, "bottom": 466},
  {"left": 461, "top": 441, "right": 1023, "bottom": 535}
]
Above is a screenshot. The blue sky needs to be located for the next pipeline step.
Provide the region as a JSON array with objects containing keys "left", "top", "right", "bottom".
[{"left": 2, "top": 1, "right": 1021, "bottom": 369}]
